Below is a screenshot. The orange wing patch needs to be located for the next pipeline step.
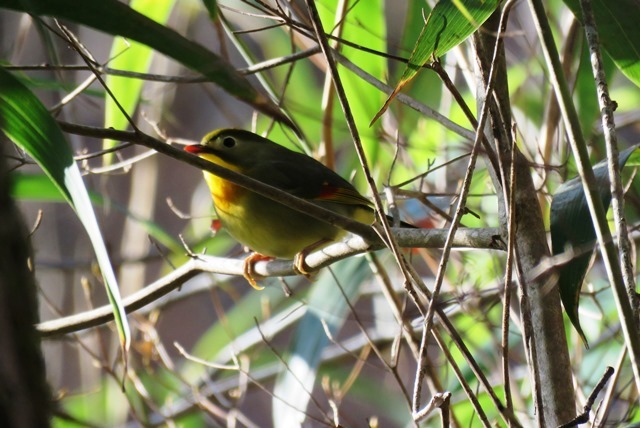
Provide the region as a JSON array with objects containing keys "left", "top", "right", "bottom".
[{"left": 316, "top": 183, "right": 372, "bottom": 207}]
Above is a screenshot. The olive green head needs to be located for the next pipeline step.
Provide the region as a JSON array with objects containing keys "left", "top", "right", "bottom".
[{"left": 185, "top": 129, "right": 294, "bottom": 170}]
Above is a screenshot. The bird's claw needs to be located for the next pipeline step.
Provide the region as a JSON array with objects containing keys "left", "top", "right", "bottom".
[
  {"left": 293, "top": 252, "right": 312, "bottom": 276},
  {"left": 242, "top": 253, "right": 272, "bottom": 290},
  {"left": 292, "top": 238, "right": 332, "bottom": 280}
]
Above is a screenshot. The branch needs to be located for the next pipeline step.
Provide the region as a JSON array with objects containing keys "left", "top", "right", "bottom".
[
  {"left": 558, "top": 366, "right": 614, "bottom": 428},
  {"left": 37, "top": 227, "right": 502, "bottom": 337}
]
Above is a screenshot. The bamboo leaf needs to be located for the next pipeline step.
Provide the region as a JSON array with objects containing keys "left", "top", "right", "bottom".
[
  {"left": 103, "top": 0, "right": 175, "bottom": 164},
  {"left": 0, "top": 0, "right": 291, "bottom": 125},
  {"left": 372, "top": 0, "right": 500, "bottom": 124},
  {"left": 0, "top": 67, "right": 131, "bottom": 355}
]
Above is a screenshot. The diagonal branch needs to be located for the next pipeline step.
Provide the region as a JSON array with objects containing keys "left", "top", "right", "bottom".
[{"left": 37, "top": 227, "right": 502, "bottom": 337}]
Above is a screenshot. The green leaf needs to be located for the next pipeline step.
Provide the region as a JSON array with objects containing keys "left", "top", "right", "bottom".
[
  {"left": 272, "top": 258, "right": 368, "bottom": 425},
  {"left": 550, "top": 144, "right": 639, "bottom": 346},
  {"left": 0, "top": 0, "right": 290, "bottom": 125},
  {"left": 319, "top": 0, "right": 388, "bottom": 165},
  {"left": 11, "top": 172, "right": 67, "bottom": 202},
  {"left": 54, "top": 377, "right": 129, "bottom": 426},
  {"left": 11, "top": 173, "right": 182, "bottom": 254},
  {"left": 0, "top": 67, "right": 130, "bottom": 353},
  {"left": 201, "top": 0, "right": 217, "bottom": 20},
  {"left": 103, "top": 0, "right": 175, "bottom": 164},
  {"left": 372, "top": 0, "right": 500, "bottom": 123},
  {"left": 414, "top": 0, "right": 500, "bottom": 61},
  {"left": 564, "top": 0, "right": 640, "bottom": 88}
]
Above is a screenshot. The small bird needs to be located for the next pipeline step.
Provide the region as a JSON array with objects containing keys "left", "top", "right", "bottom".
[{"left": 185, "top": 129, "right": 375, "bottom": 289}]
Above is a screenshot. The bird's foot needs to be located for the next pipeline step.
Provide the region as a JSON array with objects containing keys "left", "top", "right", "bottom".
[
  {"left": 243, "top": 253, "right": 273, "bottom": 290},
  {"left": 293, "top": 239, "right": 331, "bottom": 279},
  {"left": 293, "top": 252, "right": 312, "bottom": 276}
]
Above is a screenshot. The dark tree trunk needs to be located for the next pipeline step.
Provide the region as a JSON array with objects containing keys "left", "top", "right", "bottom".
[{"left": 0, "top": 141, "right": 51, "bottom": 427}]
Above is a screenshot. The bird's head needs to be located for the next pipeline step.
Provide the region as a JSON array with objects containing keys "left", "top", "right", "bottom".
[{"left": 185, "top": 129, "right": 285, "bottom": 171}]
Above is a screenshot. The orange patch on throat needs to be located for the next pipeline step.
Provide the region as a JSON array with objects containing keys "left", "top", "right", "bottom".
[
  {"left": 199, "top": 153, "right": 244, "bottom": 211},
  {"left": 204, "top": 172, "right": 242, "bottom": 210}
]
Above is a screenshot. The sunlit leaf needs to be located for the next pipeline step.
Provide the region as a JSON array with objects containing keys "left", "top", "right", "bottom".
[
  {"left": 0, "top": 0, "right": 291, "bottom": 125},
  {"left": 103, "top": 0, "right": 175, "bottom": 164},
  {"left": 372, "top": 0, "right": 500, "bottom": 124},
  {"left": 319, "top": 0, "right": 388, "bottom": 166},
  {"left": 0, "top": 67, "right": 130, "bottom": 354},
  {"left": 11, "top": 172, "right": 66, "bottom": 202}
]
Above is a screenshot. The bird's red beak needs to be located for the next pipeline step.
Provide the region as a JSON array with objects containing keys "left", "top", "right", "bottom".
[{"left": 184, "top": 144, "right": 205, "bottom": 154}]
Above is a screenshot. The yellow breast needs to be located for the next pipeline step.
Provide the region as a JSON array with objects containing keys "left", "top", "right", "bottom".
[{"left": 199, "top": 153, "right": 245, "bottom": 215}]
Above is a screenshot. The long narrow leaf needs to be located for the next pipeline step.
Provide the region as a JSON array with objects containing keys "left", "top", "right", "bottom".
[
  {"left": 103, "top": 0, "right": 176, "bottom": 164},
  {"left": 372, "top": 0, "right": 500, "bottom": 123},
  {"left": 0, "top": 0, "right": 291, "bottom": 125},
  {"left": 0, "top": 67, "right": 130, "bottom": 353}
]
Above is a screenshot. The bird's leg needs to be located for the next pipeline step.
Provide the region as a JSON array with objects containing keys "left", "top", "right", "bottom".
[
  {"left": 293, "top": 238, "right": 332, "bottom": 276},
  {"left": 243, "top": 252, "right": 273, "bottom": 290}
]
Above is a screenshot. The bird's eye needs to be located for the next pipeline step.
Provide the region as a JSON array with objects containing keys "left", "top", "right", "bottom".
[{"left": 222, "top": 136, "right": 236, "bottom": 148}]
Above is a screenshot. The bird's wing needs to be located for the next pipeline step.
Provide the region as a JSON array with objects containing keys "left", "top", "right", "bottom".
[
  {"left": 313, "top": 182, "right": 373, "bottom": 208},
  {"left": 248, "top": 158, "right": 372, "bottom": 208}
]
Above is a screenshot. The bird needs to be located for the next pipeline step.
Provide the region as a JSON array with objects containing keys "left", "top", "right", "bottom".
[{"left": 185, "top": 129, "right": 376, "bottom": 289}]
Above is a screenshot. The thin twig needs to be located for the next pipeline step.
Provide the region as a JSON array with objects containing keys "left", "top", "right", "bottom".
[
  {"left": 500, "top": 128, "right": 518, "bottom": 418},
  {"left": 558, "top": 367, "right": 614, "bottom": 428},
  {"left": 253, "top": 318, "right": 334, "bottom": 425},
  {"left": 402, "top": 262, "right": 523, "bottom": 427},
  {"left": 429, "top": 328, "right": 491, "bottom": 427},
  {"left": 49, "top": 72, "right": 97, "bottom": 114},
  {"left": 594, "top": 347, "right": 626, "bottom": 426},
  {"left": 74, "top": 142, "right": 134, "bottom": 162},
  {"left": 413, "top": 392, "right": 452, "bottom": 423},
  {"left": 334, "top": 52, "right": 476, "bottom": 142},
  {"left": 323, "top": 267, "right": 415, "bottom": 413},
  {"left": 84, "top": 148, "right": 155, "bottom": 174},
  {"left": 56, "top": 22, "right": 139, "bottom": 133},
  {"left": 412, "top": 0, "right": 515, "bottom": 415}
]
